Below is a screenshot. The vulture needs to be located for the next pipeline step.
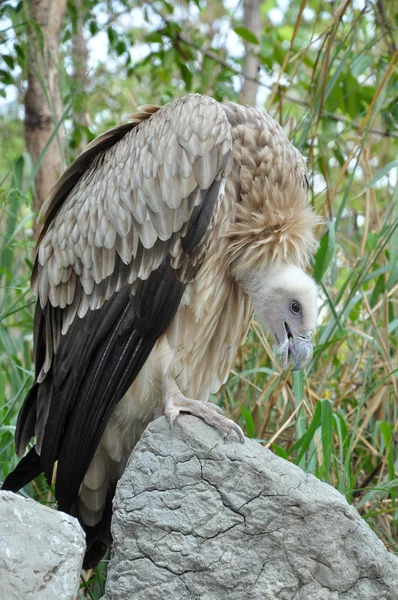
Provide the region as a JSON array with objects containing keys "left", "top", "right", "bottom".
[{"left": 2, "top": 94, "right": 320, "bottom": 567}]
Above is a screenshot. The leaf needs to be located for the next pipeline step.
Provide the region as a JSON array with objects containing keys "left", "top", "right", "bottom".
[
  {"left": 369, "top": 274, "right": 385, "bottom": 308},
  {"left": 2, "top": 55, "right": 14, "bottom": 70},
  {"left": 350, "top": 55, "right": 372, "bottom": 78},
  {"left": 179, "top": 62, "right": 192, "bottom": 90},
  {"left": 388, "top": 319, "right": 398, "bottom": 334},
  {"left": 365, "top": 232, "right": 378, "bottom": 252},
  {"left": 349, "top": 300, "right": 360, "bottom": 322},
  {"left": 68, "top": 0, "right": 78, "bottom": 22},
  {"left": 88, "top": 21, "right": 99, "bottom": 36},
  {"left": 241, "top": 406, "right": 255, "bottom": 438},
  {"left": 294, "top": 401, "right": 322, "bottom": 465},
  {"left": 115, "top": 40, "right": 127, "bottom": 56},
  {"left": 271, "top": 444, "right": 288, "bottom": 459},
  {"left": 107, "top": 27, "right": 116, "bottom": 45},
  {"left": 343, "top": 73, "right": 361, "bottom": 119},
  {"left": 320, "top": 399, "right": 333, "bottom": 480},
  {"left": 146, "top": 31, "right": 163, "bottom": 43},
  {"left": 201, "top": 55, "right": 214, "bottom": 90},
  {"left": 160, "top": 0, "right": 174, "bottom": 13},
  {"left": 233, "top": 26, "right": 259, "bottom": 45},
  {"left": 379, "top": 422, "right": 395, "bottom": 485},
  {"left": 278, "top": 25, "right": 293, "bottom": 41},
  {"left": 357, "top": 160, "right": 398, "bottom": 196},
  {"left": 14, "top": 43, "right": 24, "bottom": 62},
  {"left": 0, "top": 69, "right": 13, "bottom": 86},
  {"left": 313, "top": 221, "right": 335, "bottom": 283},
  {"left": 333, "top": 146, "right": 345, "bottom": 167}
]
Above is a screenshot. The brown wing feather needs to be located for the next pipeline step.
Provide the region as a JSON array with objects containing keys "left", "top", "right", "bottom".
[{"left": 4, "top": 94, "right": 233, "bottom": 513}]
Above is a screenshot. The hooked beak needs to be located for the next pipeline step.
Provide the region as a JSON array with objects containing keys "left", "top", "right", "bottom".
[{"left": 278, "top": 324, "right": 313, "bottom": 371}]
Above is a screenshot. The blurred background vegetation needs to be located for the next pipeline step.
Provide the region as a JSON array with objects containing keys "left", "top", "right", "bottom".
[{"left": 0, "top": 0, "right": 397, "bottom": 596}]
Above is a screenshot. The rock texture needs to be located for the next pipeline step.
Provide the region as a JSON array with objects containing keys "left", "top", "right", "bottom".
[
  {"left": 0, "top": 491, "right": 85, "bottom": 600},
  {"left": 103, "top": 415, "right": 398, "bottom": 600}
]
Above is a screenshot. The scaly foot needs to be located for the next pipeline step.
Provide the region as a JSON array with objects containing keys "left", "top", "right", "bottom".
[{"left": 162, "top": 377, "right": 245, "bottom": 443}]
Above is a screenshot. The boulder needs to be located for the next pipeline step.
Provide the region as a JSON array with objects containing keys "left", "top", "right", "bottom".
[
  {"left": 103, "top": 415, "right": 398, "bottom": 600},
  {"left": 0, "top": 490, "right": 85, "bottom": 600}
]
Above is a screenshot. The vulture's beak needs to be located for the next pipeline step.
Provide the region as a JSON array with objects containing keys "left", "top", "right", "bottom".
[{"left": 279, "top": 325, "right": 313, "bottom": 371}]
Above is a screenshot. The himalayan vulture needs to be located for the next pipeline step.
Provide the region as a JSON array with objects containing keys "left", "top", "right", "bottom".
[{"left": 2, "top": 94, "right": 320, "bottom": 567}]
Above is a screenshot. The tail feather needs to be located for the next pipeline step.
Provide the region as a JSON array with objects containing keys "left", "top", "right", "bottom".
[
  {"left": 77, "top": 494, "right": 114, "bottom": 570},
  {"left": 1, "top": 447, "right": 42, "bottom": 492},
  {"left": 15, "top": 384, "right": 38, "bottom": 458}
]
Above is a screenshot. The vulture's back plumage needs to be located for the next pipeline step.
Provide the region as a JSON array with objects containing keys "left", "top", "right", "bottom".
[{"left": 2, "top": 94, "right": 320, "bottom": 567}]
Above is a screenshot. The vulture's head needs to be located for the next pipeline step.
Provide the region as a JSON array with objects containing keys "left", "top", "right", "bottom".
[
  {"left": 221, "top": 101, "right": 322, "bottom": 371},
  {"left": 241, "top": 265, "right": 318, "bottom": 371}
]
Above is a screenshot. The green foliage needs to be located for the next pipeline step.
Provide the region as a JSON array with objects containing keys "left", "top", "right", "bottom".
[
  {"left": 234, "top": 26, "right": 259, "bottom": 45},
  {"left": 0, "top": 158, "right": 35, "bottom": 482},
  {"left": 0, "top": 0, "right": 397, "bottom": 597}
]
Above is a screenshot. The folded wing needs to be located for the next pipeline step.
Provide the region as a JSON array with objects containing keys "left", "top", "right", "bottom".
[{"left": 10, "top": 94, "right": 232, "bottom": 512}]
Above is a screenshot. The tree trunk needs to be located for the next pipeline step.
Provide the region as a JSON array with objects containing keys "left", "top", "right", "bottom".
[
  {"left": 24, "top": 0, "right": 67, "bottom": 217},
  {"left": 240, "top": 0, "right": 262, "bottom": 107}
]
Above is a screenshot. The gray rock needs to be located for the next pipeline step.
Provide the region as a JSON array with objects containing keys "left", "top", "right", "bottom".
[
  {"left": 0, "top": 490, "right": 85, "bottom": 600},
  {"left": 103, "top": 415, "right": 398, "bottom": 600}
]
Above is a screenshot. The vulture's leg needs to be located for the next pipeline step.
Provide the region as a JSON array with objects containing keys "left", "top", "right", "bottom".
[{"left": 162, "top": 377, "right": 245, "bottom": 443}]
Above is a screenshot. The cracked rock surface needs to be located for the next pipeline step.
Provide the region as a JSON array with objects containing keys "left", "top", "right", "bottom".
[
  {"left": 0, "top": 490, "right": 85, "bottom": 600},
  {"left": 103, "top": 415, "right": 398, "bottom": 600}
]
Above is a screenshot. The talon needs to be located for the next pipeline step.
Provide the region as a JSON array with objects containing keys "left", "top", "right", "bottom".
[
  {"left": 165, "top": 408, "right": 178, "bottom": 428},
  {"left": 231, "top": 422, "right": 245, "bottom": 443},
  {"left": 222, "top": 421, "right": 245, "bottom": 443},
  {"left": 162, "top": 377, "right": 243, "bottom": 443}
]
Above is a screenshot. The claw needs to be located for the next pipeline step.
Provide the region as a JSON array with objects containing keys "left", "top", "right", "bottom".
[
  {"left": 229, "top": 421, "right": 245, "bottom": 443},
  {"left": 163, "top": 377, "right": 244, "bottom": 443},
  {"left": 165, "top": 405, "right": 180, "bottom": 429}
]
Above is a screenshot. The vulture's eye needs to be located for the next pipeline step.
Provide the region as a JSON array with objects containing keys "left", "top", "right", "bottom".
[{"left": 290, "top": 301, "right": 301, "bottom": 315}]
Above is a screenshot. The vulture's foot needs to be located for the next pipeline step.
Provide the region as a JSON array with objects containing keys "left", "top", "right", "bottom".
[{"left": 162, "top": 377, "right": 245, "bottom": 443}]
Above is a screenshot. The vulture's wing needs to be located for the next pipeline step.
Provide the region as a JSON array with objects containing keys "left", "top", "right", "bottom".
[{"left": 12, "top": 94, "right": 232, "bottom": 512}]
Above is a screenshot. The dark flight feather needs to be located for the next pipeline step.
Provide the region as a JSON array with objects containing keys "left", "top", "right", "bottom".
[
  {"left": 2, "top": 447, "right": 42, "bottom": 492},
  {"left": 1, "top": 95, "right": 233, "bottom": 568}
]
